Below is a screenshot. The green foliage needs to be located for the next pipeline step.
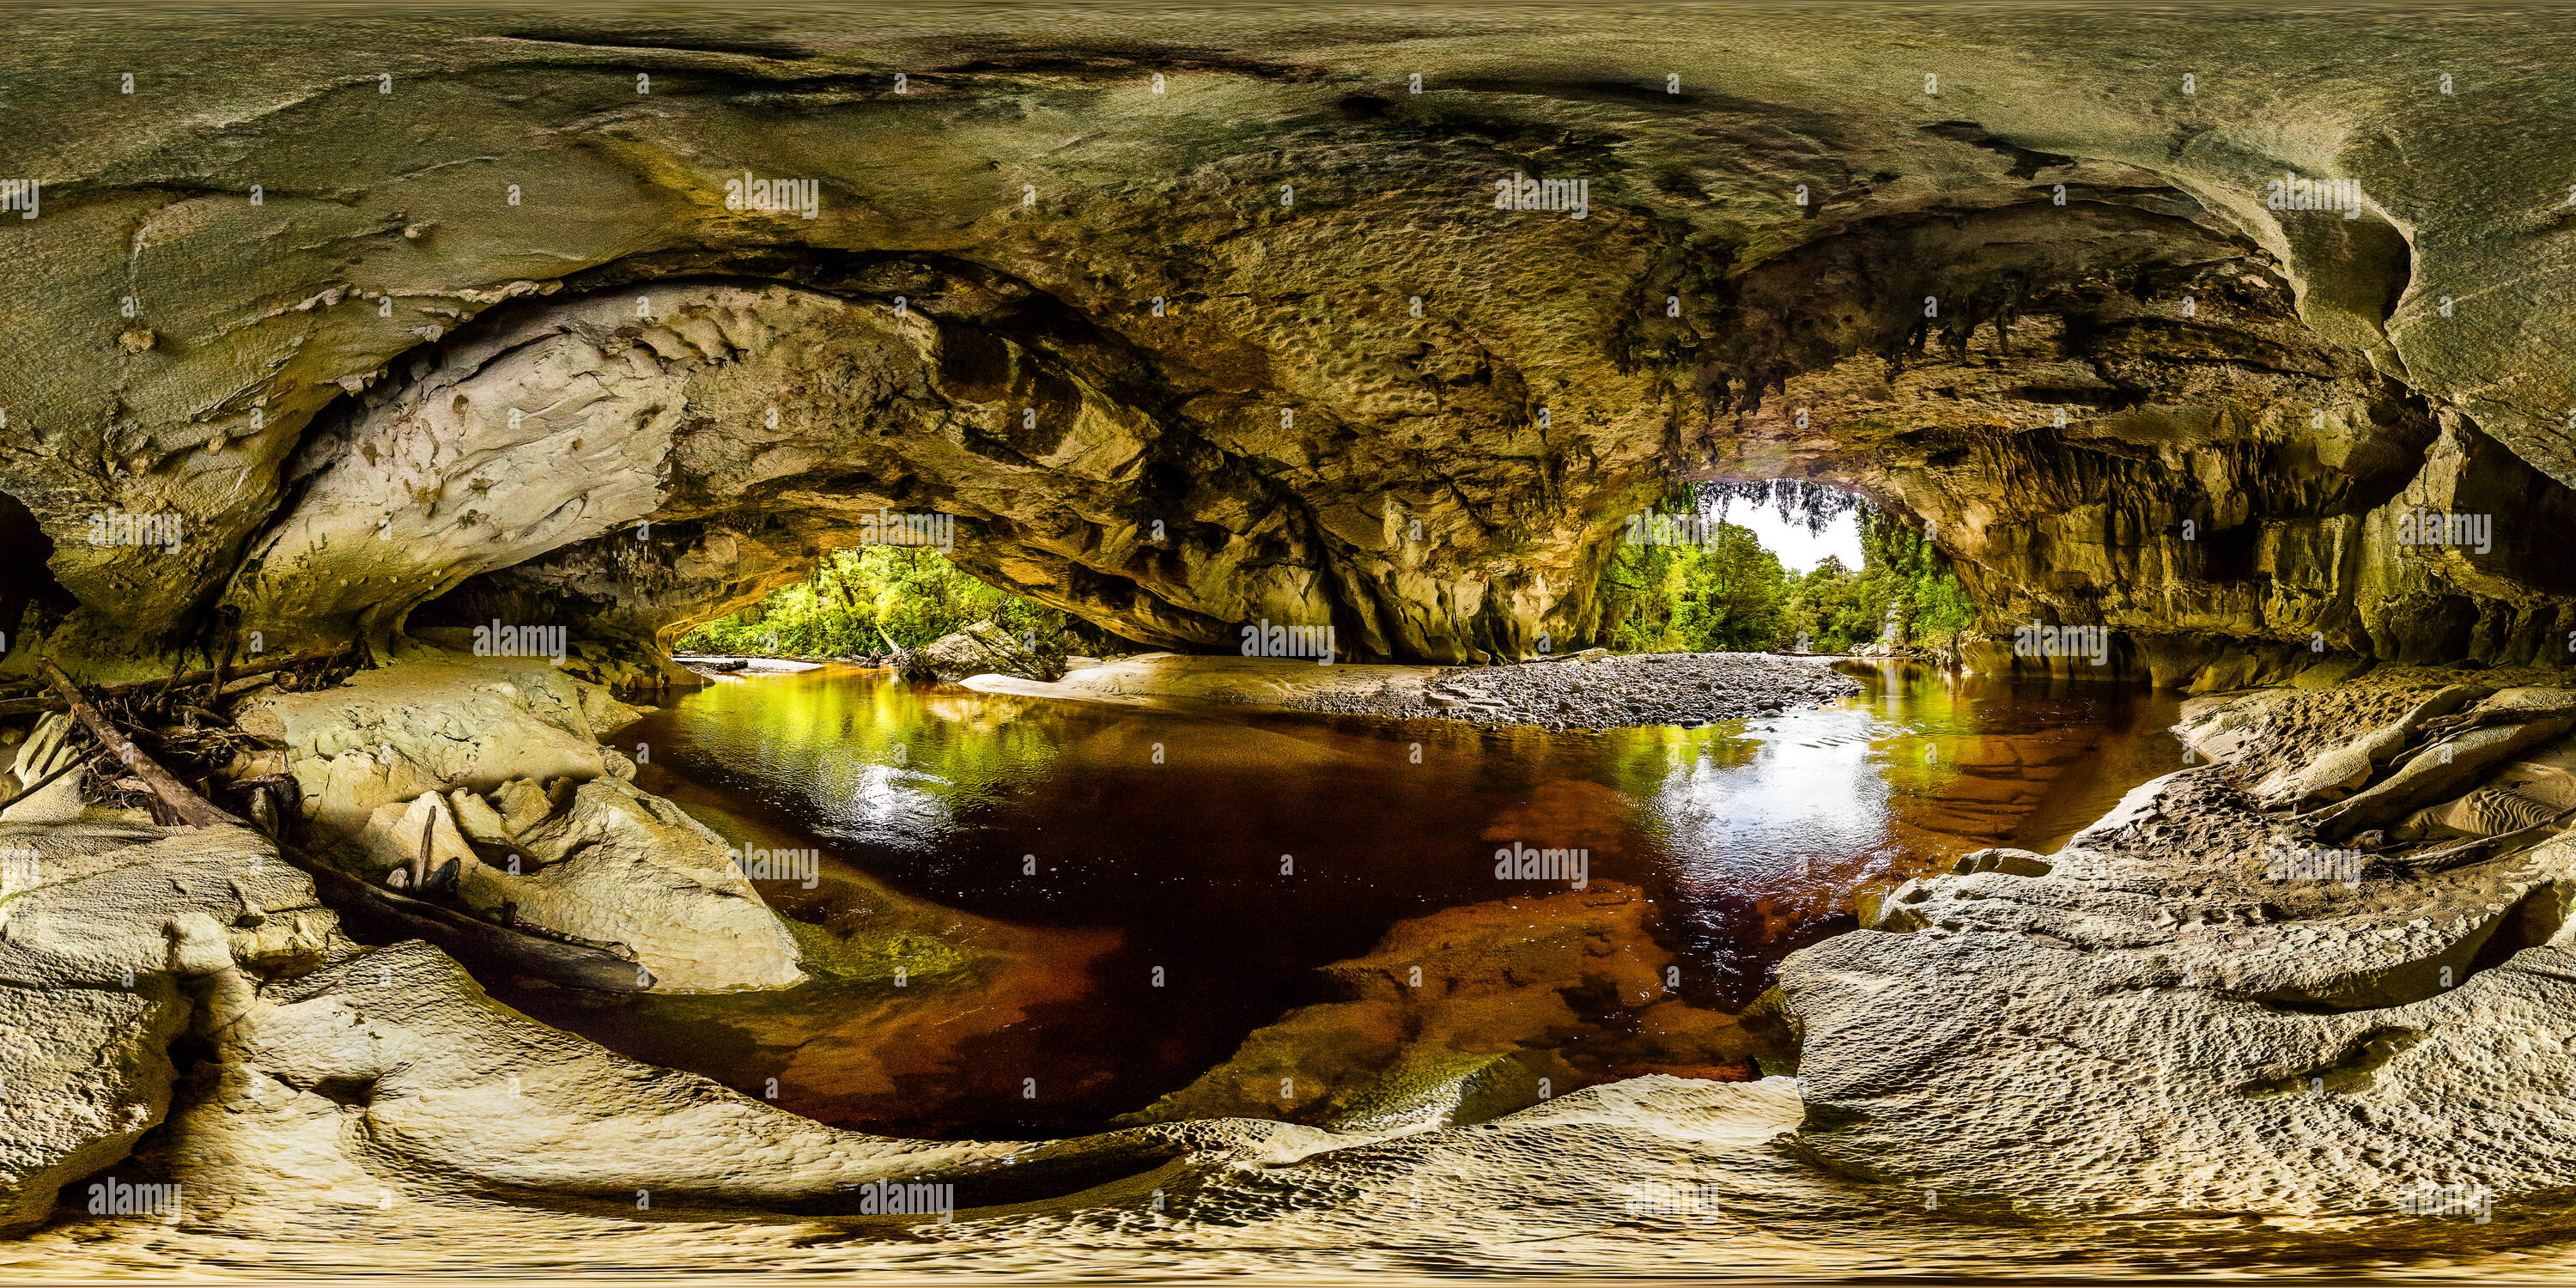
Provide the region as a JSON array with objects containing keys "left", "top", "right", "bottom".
[
  {"left": 1596, "top": 509, "right": 1789, "bottom": 653},
  {"left": 1777, "top": 555, "right": 1874, "bottom": 653},
  {"left": 1860, "top": 513, "right": 1979, "bottom": 650},
  {"left": 1600, "top": 487, "right": 1981, "bottom": 654},
  {"left": 677, "top": 545, "right": 1113, "bottom": 657}
]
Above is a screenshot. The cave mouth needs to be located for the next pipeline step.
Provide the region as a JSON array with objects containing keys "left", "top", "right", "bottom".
[
  {"left": 1600, "top": 481, "right": 1980, "bottom": 660},
  {"left": 177, "top": 185, "right": 2576, "bottom": 685},
  {"left": 398, "top": 472, "right": 2185, "bottom": 1142},
  {"left": 666, "top": 542, "right": 1135, "bottom": 666}
]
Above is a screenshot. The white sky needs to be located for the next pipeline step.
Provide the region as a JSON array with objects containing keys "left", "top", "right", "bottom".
[{"left": 1722, "top": 504, "right": 1864, "bottom": 572}]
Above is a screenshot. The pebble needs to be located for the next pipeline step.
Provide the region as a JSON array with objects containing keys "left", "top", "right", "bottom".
[{"left": 1279, "top": 651, "right": 1863, "bottom": 732}]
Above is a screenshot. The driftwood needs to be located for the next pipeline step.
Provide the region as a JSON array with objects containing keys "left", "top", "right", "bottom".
[
  {"left": 39, "top": 659, "right": 234, "bottom": 827},
  {"left": 28, "top": 658, "right": 653, "bottom": 992},
  {"left": 0, "top": 649, "right": 342, "bottom": 720},
  {"left": 295, "top": 859, "right": 656, "bottom": 993}
]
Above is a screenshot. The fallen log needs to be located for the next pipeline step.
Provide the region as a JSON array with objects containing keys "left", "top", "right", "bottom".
[
  {"left": 291, "top": 855, "right": 656, "bottom": 993},
  {"left": 0, "top": 649, "right": 343, "bottom": 720},
  {"left": 33, "top": 658, "right": 653, "bottom": 992},
  {"left": 39, "top": 659, "right": 235, "bottom": 828}
]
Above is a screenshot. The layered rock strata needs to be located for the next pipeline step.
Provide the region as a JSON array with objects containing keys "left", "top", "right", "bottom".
[{"left": 6, "top": 9, "right": 2576, "bottom": 678}]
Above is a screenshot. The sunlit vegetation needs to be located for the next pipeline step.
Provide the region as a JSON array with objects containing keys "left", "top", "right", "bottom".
[
  {"left": 687, "top": 486, "right": 1976, "bottom": 664},
  {"left": 676, "top": 545, "right": 1118, "bottom": 657},
  {"left": 1595, "top": 484, "right": 1980, "bottom": 655}
]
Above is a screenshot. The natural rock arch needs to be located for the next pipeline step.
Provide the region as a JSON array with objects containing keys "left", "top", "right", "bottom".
[{"left": 8, "top": 8, "right": 2576, "bottom": 682}]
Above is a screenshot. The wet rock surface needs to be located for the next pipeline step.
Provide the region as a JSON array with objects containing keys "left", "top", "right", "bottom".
[
  {"left": 1, "top": 656, "right": 2573, "bottom": 1273},
  {"left": 1279, "top": 652, "right": 1862, "bottom": 732}
]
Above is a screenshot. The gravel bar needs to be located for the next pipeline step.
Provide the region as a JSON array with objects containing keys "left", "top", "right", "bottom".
[{"left": 1275, "top": 652, "right": 1863, "bottom": 732}]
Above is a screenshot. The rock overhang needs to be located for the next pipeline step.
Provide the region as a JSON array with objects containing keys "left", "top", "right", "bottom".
[{"left": 4, "top": 6, "right": 2576, "bottom": 677}]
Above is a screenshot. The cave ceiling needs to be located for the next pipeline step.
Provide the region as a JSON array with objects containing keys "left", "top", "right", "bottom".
[{"left": 7, "top": 4, "right": 2576, "bottom": 672}]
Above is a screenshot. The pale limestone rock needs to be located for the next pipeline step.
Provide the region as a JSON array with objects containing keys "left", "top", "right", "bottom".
[
  {"left": 0, "top": 823, "right": 348, "bottom": 1233},
  {"left": 2, "top": 714, "right": 86, "bottom": 825},
  {"left": 1772, "top": 667, "right": 2576, "bottom": 1226},
  {"left": 493, "top": 778, "right": 804, "bottom": 991},
  {"left": 234, "top": 653, "right": 636, "bottom": 835},
  {"left": 352, "top": 779, "right": 801, "bottom": 992}
]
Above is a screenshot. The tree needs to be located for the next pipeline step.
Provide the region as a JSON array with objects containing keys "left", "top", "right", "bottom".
[
  {"left": 677, "top": 545, "right": 1123, "bottom": 657},
  {"left": 1597, "top": 512, "right": 1786, "bottom": 652}
]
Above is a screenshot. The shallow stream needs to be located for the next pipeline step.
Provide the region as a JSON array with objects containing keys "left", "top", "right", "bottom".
[{"left": 494, "top": 659, "right": 2182, "bottom": 1139}]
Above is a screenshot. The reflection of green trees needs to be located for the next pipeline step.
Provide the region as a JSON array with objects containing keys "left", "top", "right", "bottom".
[
  {"left": 1593, "top": 723, "right": 1759, "bottom": 795},
  {"left": 1583, "top": 665, "right": 1990, "bottom": 805},
  {"left": 1869, "top": 666, "right": 1974, "bottom": 799},
  {"left": 685, "top": 671, "right": 1065, "bottom": 807},
  {"left": 679, "top": 545, "right": 1121, "bottom": 656}
]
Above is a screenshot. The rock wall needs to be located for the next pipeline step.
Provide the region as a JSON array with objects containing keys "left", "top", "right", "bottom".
[
  {"left": 9, "top": 9, "right": 2576, "bottom": 675},
  {"left": 1760, "top": 668, "right": 2576, "bottom": 1227}
]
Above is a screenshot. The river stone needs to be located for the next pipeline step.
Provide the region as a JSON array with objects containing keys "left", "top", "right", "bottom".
[
  {"left": 353, "top": 777, "right": 808, "bottom": 993},
  {"left": 499, "top": 777, "right": 805, "bottom": 991},
  {"left": 907, "top": 622, "right": 1061, "bottom": 683},
  {"left": 250, "top": 656, "right": 806, "bottom": 991}
]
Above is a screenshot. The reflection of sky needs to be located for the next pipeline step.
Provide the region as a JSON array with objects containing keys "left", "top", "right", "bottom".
[
  {"left": 631, "top": 661, "right": 2177, "bottom": 1005},
  {"left": 824, "top": 762, "right": 955, "bottom": 847},
  {"left": 1646, "top": 702, "right": 1899, "bottom": 902}
]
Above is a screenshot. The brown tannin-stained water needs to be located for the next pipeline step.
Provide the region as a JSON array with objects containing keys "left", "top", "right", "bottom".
[{"left": 491, "top": 658, "right": 2182, "bottom": 1140}]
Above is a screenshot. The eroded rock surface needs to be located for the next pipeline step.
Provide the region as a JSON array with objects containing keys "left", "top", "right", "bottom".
[
  {"left": 7, "top": 9, "right": 2576, "bottom": 679},
  {"left": 1767, "top": 666, "right": 2576, "bottom": 1231},
  {"left": 233, "top": 651, "right": 803, "bottom": 990}
]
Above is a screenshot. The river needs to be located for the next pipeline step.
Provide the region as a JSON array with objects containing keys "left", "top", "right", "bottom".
[{"left": 490, "top": 658, "right": 2182, "bottom": 1139}]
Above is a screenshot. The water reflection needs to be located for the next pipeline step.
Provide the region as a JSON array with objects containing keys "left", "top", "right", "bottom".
[{"left": 499, "top": 659, "right": 2179, "bottom": 1138}]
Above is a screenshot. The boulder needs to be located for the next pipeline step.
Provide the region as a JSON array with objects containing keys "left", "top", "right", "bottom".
[
  {"left": 234, "top": 653, "right": 640, "bottom": 836},
  {"left": 351, "top": 778, "right": 805, "bottom": 993},
  {"left": 903, "top": 622, "right": 1062, "bottom": 683}
]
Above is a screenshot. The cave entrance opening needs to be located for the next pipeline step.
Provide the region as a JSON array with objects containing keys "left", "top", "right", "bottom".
[
  {"left": 1595, "top": 482, "right": 1977, "bottom": 659},
  {"left": 673, "top": 543, "right": 1127, "bottom": 666}
]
